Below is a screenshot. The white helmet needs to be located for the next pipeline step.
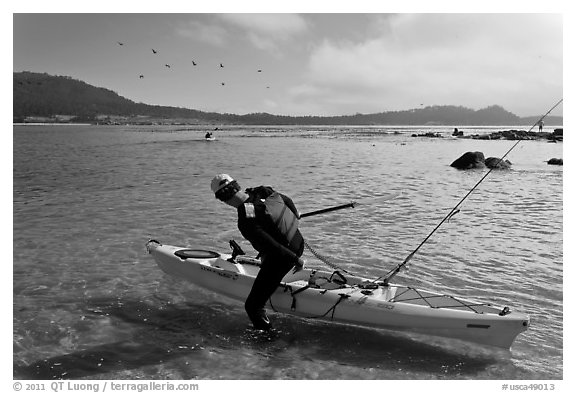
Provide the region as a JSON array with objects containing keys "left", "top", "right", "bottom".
[{"left": 211, "top": 174, "right": 235, "bottom": 193}]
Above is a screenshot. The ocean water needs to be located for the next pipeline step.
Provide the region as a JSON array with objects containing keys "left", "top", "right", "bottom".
[{"left": 12, "top": 124, "right": 563, "bottom": 380}]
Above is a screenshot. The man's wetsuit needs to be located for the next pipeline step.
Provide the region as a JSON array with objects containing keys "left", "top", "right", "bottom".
[{"left": 237, "top": 186, "right": 304, "bottom": 329}]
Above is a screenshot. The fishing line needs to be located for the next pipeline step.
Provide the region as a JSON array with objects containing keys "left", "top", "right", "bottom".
[{"left": 380, "top": 98, "right": 563, "bottom": 285}]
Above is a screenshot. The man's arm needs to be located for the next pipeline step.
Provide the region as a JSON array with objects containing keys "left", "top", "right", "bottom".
[{"left": 239, "top": 218, "right": 300, "bottom": 265}]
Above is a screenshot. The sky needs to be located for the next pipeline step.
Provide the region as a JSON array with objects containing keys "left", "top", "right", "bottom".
[{"left": 11, "top": 7, "right": 565, "bottom": 118}]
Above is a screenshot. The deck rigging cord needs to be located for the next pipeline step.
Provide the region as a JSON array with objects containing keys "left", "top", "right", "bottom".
[
  {"left": 300, "top": 192, "right": 402, "bottom": 274},
  {"left": 379, "top": 98, "right": 563, "bottom": 285},
  {"left": 303, "top": 239, "right": 353, "bottom": 274}
]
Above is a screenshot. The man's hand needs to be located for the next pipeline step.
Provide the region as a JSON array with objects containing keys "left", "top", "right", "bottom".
[{"left": 293, "top": 257, "right": 305, "bottom": 273}]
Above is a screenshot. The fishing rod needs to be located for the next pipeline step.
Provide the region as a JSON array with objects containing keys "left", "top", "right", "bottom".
[
  {"left": 301, "top": 202, "right": 357, "bottom": 218},
  {"left": 300, "top": 192, "right": 402, "bottom": 219},
  {"left": 380, "top": 98, "right": 563, "bottom": 286}
]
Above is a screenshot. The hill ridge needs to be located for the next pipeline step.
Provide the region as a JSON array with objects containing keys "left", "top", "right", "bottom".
[{"left": 13, "top": 72, "right": 563, "bottom": 126}]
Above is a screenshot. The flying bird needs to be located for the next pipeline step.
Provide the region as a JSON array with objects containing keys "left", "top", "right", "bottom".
[
  {"left": 192, "top": 61, "right": 197, "bottom": 66},
  {"left": 220, "top": 63, "right": 224, "bottom": 68},
  {"left": 221, "top": 82, "right": 225, "bottom": 86},
  {"left": 139, "top": 75, "right": 144, "bottom": 79},
  {"left": 152, "top": 49, "right": 157, "bottom": 54},
  {"left": 165, "top": 64, "right": 171, "bottom": 68},
  {"left": 117, "top": 41, "right": 124, "bottom": 46},
  {"left": 257, "top": 69, "right": 262, "bottom": 72}
]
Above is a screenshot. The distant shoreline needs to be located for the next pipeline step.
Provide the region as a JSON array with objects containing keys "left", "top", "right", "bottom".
[
  {"left": 12, "top": 123, "right": 563, "bottom": 128},
  {"left": 12, "top": 123, "right": 563, "bottom": 141},
  {"left": 13, "top": 123, "right": 92, "bottom": 126}
]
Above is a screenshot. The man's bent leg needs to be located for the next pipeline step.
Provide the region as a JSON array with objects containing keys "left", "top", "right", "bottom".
[{"left": 245, "top": 257, "right": 292, "bottom": 330}]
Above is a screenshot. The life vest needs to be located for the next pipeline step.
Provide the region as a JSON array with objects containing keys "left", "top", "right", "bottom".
[
  {"left": 265, "top": 192, "right": 300, "bottom": 248},
  {"left": 244, "top": 191, "right": 300, "bottom": 249}
]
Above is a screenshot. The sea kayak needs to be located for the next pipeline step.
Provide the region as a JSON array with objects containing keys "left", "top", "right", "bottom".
[{"left": 146, "top": 239, "right": 529, "bottom": 349}]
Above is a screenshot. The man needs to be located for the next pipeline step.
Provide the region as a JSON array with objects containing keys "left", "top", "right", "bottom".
[{"left": 211, "top": 174, "right": 305, "bottom": 330}]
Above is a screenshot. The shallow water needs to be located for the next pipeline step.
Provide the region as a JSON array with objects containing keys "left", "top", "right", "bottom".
[{"left": 13, "top": 125, "right": 563, "bottom": 379}]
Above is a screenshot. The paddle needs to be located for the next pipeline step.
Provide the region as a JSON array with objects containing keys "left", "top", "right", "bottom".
[{"left": 300, "top": 192, "right": 402, "bottom": 219}]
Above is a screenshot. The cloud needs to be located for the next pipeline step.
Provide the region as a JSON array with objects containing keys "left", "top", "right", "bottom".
[
  {"left": 176, "top": 14, "right": 308, "bottom": 54},
  {"left": 217, "top": 13, "right": 308, "bottom": 38},
  {"left": 217, "top": 13, "right": 308, "bottom": 53},
  {"left": 290, "top": 14, "right": 562, "bottom": 115},
  {"left": 176, "top": 19, "right": 229, "bottom": 46}
]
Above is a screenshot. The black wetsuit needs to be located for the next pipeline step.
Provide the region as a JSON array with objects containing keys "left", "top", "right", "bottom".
[{"left": 237, "top": 186, "right": 304, "bottom": 329}]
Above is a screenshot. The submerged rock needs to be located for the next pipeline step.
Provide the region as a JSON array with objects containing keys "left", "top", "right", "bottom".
[
  {"left": 485, "top": 157, "right": 512, "bottom": 169},
  {"left": 549, "top": 129, "right": 563, "bottom": 142},
  {"left": 464, "top": 129, "right": 560, "bottom": 141},
  {"left": 411, "top": 132, "right": 443, "bottom": 138},
  {"left": 499, "top": 130, "right": 535, "bottom": 140},
  {"left": 450, "top": 151, "right": 486, "bottom": 169}
]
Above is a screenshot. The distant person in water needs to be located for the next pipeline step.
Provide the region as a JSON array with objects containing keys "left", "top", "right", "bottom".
[
  {"left": 205, "top": 132, "right": 213, "bottom": 139},
  {"left": 210, "top": 174, "right": 305, "bottom": 330},
  {"left": 452, "top": 128, "right": 463, "bottom": 137}
]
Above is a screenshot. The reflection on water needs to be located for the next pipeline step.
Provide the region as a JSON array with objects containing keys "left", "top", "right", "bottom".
[
  {"left": 17, "top": 295, "right": 513, "bottom": 380},
  {"left": 13, "top": 125, "right": 563, "bottom": 379}
]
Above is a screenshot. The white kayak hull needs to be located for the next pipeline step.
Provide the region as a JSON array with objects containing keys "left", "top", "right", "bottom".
[{"left": 146, "top": 240, "right": 529, "bottom": 349}]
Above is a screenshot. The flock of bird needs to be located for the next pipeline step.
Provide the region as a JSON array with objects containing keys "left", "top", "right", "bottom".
[{"left": 116, "top": 41, "right": 269, "bottom": 88}]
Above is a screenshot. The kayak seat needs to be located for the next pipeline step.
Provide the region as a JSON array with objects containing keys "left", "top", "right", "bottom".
[{"left": 308, "top": 270, "right": 348, "bottom": 290}]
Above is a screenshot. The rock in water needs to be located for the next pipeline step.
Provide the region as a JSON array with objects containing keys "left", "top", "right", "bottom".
[
  {"left": 450, "top": 152, "right": 486, "bottom": 169},
  {"left": 485, "top": 157, "right": 512, "bottom": 169},
  {"left": 547, "top": 158, "right": 563, "bottom": 166}
]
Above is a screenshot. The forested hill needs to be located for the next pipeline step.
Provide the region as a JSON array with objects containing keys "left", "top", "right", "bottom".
[
  {"left": 13, "top": 72, "right": 224, "bottom": 123},
  {"left": 13, "top": 72, "right": 563, "bottom": 126}
]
